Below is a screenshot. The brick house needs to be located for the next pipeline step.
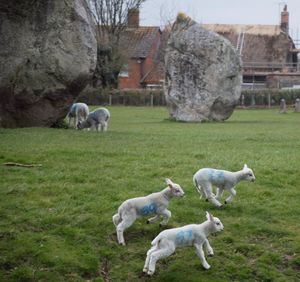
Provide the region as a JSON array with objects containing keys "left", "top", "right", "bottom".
[
  {"left": 118, "top": 9, "right": 164, "bottom": 89},
  {"left": 202, "top": 5, "right": 300, "bottom": 88},
  {"left": 119, "top": 5, "right": 299, "bottom": 90}
]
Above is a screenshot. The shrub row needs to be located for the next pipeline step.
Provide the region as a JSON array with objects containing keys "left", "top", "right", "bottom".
[{"left": 77, "top": 87, "right": 300, "bottom": 107}]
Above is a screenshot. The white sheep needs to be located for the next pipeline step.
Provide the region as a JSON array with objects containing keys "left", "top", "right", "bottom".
[
  {"left": 112, "top": 178, "right": 185, "bottom": 246},
  {"left": 77, "top": 107, "right": 110, "bottom": 132},
  {"left": 193, "top": 164, "right": 256, "bottom": 207},
  {"left": 67, "top": 103, "right": 89, "bottom": 129},
  {"left": 143, "top": 211, "right": 224, "bottom": 276}
]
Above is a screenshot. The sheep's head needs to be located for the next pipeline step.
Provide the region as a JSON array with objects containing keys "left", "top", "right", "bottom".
[
  {"left": 206, "top": 211, "right": 224, "bottom": 233},
  {"left": 242, "top": 164, "right": 256, "bottom": 182},
  {"left": 165, "top": 178, "right": 185, "bottom": 197},
  {"left": 77, "top": 121, "right": 84, "bottom": 130}
]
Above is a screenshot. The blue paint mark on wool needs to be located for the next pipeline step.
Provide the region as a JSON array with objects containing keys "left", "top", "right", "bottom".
[
  {"left": 139, "top": 203, "right": 157, "bottom": 216},
  {"left": 208, "top": 169, "right": 224, "bottom": 182},
  {"left": 175, "top": 230, "right": 193, "bottom": 245}
]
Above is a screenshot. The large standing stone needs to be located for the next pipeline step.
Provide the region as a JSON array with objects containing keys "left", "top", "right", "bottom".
[
  {"left": 0, "top": 0, "right": 97, "bottom": 128},
  {"left": 164, "top": 14, "right": 242, "bottom": 122}
]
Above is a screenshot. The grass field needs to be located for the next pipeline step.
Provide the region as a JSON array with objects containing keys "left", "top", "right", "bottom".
[{"left": 0, "top": 107, "right": 300, "bottom": 282}]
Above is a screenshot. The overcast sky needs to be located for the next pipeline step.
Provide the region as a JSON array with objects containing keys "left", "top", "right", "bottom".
[{"left": 140, "top": 0, "right": 300, "bottom": 40}]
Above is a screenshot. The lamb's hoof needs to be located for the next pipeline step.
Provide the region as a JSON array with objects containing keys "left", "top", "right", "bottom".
[
  {"left": 208, "top": 253, "right": 214, "bottom": 257},
  {"left": 224, "top": 201, "right": 227, "bottom": 205},
  {"left": 143, "top": 268, "right": 148, "bottom": 273},
  {"left": 219, "top": 204, "right": 224, "bottom": 209},
  {"left": 119, "top": 242, "right": 126, "bottom": 246},
  {"left": 203, "top": 264, "right": 211, "bottom": 270},
  {"left": 146, "top": 220, "right": 150, "bottom": 224},
  {"left": 147, "top": 270, "right": 154, "bottom": 276},
  {"left": 205, "top": 199, "right": 209, "bottom": 202},
  {"left": 159, "top": 223, "right": 163, "bottom": 227}
]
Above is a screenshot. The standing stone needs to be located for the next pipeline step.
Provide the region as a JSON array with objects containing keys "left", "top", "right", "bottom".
[
  {"left": 164, "top": 14, "right": 242, "bottom": 122},
  {"left": 294, "top": 98, "right": 300, "bottom": 112},
  {"left": 0, "top": 0, "right": 97, "bottom": 128},
  {"left": 279, "top": 99, "right": 287, "bottom": 113}
]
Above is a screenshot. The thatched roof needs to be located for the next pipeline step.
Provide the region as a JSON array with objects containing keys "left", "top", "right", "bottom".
[{"left": 202, "top": 24, "right": 283, "bottom": 36}]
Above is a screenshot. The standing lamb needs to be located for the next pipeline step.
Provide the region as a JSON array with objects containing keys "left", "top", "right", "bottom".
[
  {"left": 77, "top": 107, "right": 110, "bottom": 132},
  {"left": 193, "top": 164, "right": 255, "bottom": 207},
  {"left": 143, "top": 211, "right": 224, "bottom": 276},
  {"left": 67, "top": 103, "right": 89, "bottom": 129},
  {"left": 112, "top": 178, "right": 185, "bottom": 246}
]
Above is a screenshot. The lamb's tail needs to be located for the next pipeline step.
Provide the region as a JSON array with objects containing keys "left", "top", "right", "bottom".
[
  {"left": 112, "top": 212, "right": 121, "bottom": 227},
  {"left": 193, "top": 177, "right": 203, "bottom": 199},
  {"left": 151, "top": 234, "right": 162, "bottom": 246}
]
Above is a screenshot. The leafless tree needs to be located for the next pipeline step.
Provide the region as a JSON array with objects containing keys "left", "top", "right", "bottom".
[{"left": 85, "top": 0, "right": 146, "bottom": 88}]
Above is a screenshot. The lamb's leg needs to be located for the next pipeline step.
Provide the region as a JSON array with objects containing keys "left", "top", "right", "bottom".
[
  {"left": 147, "top": 243, "right": 175, "bottom": 275},
  {"left": 195, "top": 183, "right": 206, "bottom": 199},
  {"left": 96, "top": 123, "right": 101, "bottom": 132},
  {"left": 194, "top": 243, "right": 210, "bottom": 269},
  {"left": 204, "top": 239, "right": 214, "bottom": 256},
  {"left": 159, "top": 209, "right": 171, "bottom": 226},
  {"left": 225, "top": 187, "right": 236, "bottom": 204},
  {"left": 147, "top": 215, "right": 160, "bottom": 224},
  {"left": 215, "top": 188, "right": 224, "bottom": 201},
  {"left": 74, "top": 116, "right": 78, "bottom": 129},
  {"left": 116, "top": 214, "right": 136, "bottom": 246},
  {"left": 143, "top": 245, "right": 158, "bottom": 273},
  {"left": 206, "top": 186, "right": 223, "bottom": 208},
  {"left": 102, "top": 121, "right": 108, "bottom": 132}
]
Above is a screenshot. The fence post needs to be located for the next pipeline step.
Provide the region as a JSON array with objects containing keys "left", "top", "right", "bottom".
[
  {"left": 150, "top": 93, "right": 153, "bottom": 107},
  {"left": 268, "top": 93, "right": 271, "bottom": 108},
  {"left": 109, "top": 94, "right": 112, "bottom": 106}
]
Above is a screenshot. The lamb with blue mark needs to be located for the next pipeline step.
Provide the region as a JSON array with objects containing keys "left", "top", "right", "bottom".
[
  {"left": 77, "top": 107, "right": 110, "bottom": 132},
  {"left": 193, "top": 164, "right": 256, "bottom": 207},
  {"left": 67, "top": 103, "right": 89, "bottom": 129},
  {"left": 112, "top": 178, "right": 185, "bottom": 246},
  {"left": 143, "top": 212, "right": 224, "bottom": 276}
]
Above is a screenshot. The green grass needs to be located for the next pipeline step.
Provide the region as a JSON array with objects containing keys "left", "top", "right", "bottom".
[{"left": 0, "top": 107, "right": 300, "bottom": 282}]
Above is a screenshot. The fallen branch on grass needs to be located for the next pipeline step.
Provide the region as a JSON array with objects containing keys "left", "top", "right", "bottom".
[{"left": 3, "top": 162, "right": 42, "bottom": 168}]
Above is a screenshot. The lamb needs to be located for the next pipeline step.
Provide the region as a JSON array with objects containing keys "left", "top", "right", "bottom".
[
  {"left": 143, "top": 211, "right": 224, "bottom": 276},
  {"left": 112, "top": 178, "right": 185, "bottom": 246},
  {"left": 67, "top": 103, "right": 89, "bottom": 129},
  {"left": 193, "top": 164, "right": 256, "bottom": 207},
  {"left": 77, "top": 107, "right": 110, "bottom": 132}
]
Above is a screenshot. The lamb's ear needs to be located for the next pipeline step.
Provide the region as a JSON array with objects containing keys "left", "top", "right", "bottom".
[
  {"left": 165, "top": 178, "right": 173, "bottom": 188},
  {"left": 206, "top": 211, "right": 214, "bottom": 221},
  {"left": 243, "top": 164, "right": 248, "bottom": 169}
]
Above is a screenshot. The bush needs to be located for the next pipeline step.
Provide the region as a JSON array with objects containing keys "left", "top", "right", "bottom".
[
  {"left": 241, "top": 89, "right": 300, "bottom": 107},
  {"left": 77, "top": 87, "right": 166, "bottom": 106}
]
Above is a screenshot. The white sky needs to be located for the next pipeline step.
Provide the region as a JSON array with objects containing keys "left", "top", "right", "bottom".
[{"left": 140, "top": 0, "right": 300, "bottom": 40}]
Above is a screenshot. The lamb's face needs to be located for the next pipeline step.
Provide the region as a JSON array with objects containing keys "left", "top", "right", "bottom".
[
  {"left": 170, "top": 183, "right": 185, "bottom": 197},
  {"left": 165, "top": 178, "right": 185, "bottom": 197},
  {"left": 77, "top": 121, "right": 83, "bottom": 130},
  {"left": 212, "top": 217, "right": 224, "bottom": 233},
  {"left": 243, "top": 167, "right": 256, "bottom": 182}
]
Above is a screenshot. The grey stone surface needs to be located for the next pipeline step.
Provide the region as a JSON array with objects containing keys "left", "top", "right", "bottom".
[
  {"left": 279, "top": 98, "right": 287, "bottom": 113},
  {"left": 0, "top": 0, "right": 97, "bottom": 127},
  {"left": 164, "top": 14, "right": 242, "bottom": 122}
]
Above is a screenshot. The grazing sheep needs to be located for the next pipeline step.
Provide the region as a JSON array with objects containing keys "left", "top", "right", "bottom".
[
  {"left": 77, "top": 107, "right": 110, "bottom": 132},
  {"left": 193, "top": 164, "right": 255, "bottom": 207},
  {"left": 112, "top": 178, "right": 185, "bottom": 246},
  {"left": 143, "top": 211, "right": 224, "bottom": 276},
  {"left": 67, "top": 103, "right": 89, "bottom": 129}
]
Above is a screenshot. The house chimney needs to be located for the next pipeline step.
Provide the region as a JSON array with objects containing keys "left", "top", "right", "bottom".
[
  {"left": 127, "top": 8, "right": 139, "bottom": 28},
  {"left": 280, "top": 4, "right": 289, "bottom": 33}
]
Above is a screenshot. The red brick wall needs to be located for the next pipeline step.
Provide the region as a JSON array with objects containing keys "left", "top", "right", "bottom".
[
  {"left": 118, "top": 31, "right": 162, "bottom": 89},
  {"left": 119, "top": 59, "right": 143, "bottom": 89}
]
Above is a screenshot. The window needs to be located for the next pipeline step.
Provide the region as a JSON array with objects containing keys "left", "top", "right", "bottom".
[{"left": 119, "top": 64, "right": 129, "bottom": 77}]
